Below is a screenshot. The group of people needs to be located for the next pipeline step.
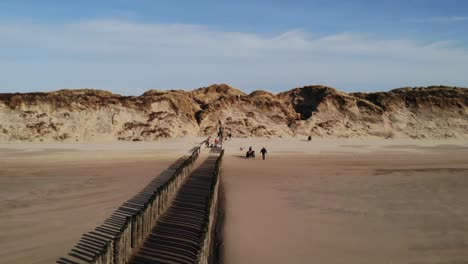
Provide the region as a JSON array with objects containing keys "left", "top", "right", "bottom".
[
  {"left": 217, "top": 119, "right": 270, "bottom": 160},
  {"left": 245, "top": 146, "right": 268, "bottom": 160}
]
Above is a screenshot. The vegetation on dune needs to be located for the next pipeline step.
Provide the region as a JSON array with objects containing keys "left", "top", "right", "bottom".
[{"left": 0, "top": 84, "right": 467, "bottom": 141}]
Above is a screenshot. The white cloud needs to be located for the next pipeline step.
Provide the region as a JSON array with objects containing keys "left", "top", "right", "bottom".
[
  {"left": 0, "top": 19, "right": 467, "bottom": 94},
  {"left": 410, "top": 16, "right": 468, "bottom": 23}
]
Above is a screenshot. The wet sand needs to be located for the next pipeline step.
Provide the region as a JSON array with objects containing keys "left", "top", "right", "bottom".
[
  {"left": 222, "top": 139, "right": 468, "bottom": 264},
  {"left": 0, "top": 139, "right": 203, "bottom": 264}
]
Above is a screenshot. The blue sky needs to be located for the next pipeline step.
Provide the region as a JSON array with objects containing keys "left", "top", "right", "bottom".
[{"left": 0, "top": 0, "right": 467, "bottom": 94}]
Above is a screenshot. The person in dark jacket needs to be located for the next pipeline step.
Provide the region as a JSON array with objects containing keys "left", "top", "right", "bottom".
[
  {"left": 246, "top": 146, "right": 255, "bottom": 158},
  {"left": 260, "top": 147, "right": 267, "bottom": 160}
]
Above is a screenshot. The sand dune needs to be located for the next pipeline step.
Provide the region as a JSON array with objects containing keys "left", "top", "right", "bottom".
[{"left": 1, "top": 85, "right": 466, "bottom": 141}]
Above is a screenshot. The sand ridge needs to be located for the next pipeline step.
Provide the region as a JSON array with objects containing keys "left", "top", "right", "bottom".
[{"left": 1, "top": 85, "right": 467, "bottom": 141}]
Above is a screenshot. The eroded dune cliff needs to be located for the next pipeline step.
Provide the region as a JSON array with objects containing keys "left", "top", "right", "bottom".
[{"left": 0, "top": 84, "right": 466, "bottom": 141}]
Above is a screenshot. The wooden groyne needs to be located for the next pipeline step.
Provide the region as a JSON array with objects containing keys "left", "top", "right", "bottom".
[
  {"left": 195, "top": 148, "right": 223, "bottom": 264},
  {"left": 56, "top": 140, "right": 223, "bottom": 264},
  {"left": 129, "top": 148, "right": 223, "bottom": 264}
]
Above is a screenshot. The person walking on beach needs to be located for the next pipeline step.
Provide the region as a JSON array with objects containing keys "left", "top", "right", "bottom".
[{"left": 260, "top": 147, "right": 267, "bottom": 160}]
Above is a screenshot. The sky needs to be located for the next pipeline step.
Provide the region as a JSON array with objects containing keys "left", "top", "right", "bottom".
[{"left": 0, "top": 0, "right": 467, "bottom": 94}]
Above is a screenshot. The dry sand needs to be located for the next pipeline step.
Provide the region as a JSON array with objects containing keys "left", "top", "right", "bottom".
[
  {"left": 0, "top": 138, "right": 204, "bottom": 264},
  {"left": 1, "top": 137, "right": 467, "bottom": 264},
  {"left": 222, "top": 138, "right": 468, "bottom": 264}
]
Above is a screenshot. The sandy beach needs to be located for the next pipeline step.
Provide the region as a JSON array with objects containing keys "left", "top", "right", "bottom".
[
  {"left": 0, "top": 138, "right": 204, "bottom": 264},
  {"left": 1, "top": 137, "right": 467, "bottom": 264},
  {"left": 222, "top": 138, "right": 468, "bottom": 264}
]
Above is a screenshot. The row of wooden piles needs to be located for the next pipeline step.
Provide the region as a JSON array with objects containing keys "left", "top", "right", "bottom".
[{"left": 57, "top": 139, "right": 210, "bottom": 264}]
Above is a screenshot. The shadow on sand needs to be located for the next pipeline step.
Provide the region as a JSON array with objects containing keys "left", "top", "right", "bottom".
[
  {"left": 56, "top": 156, "right": 188, "bottom": 264},
  {"left": 128, "top": 148, "right": 221, "bottom": 263}
]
